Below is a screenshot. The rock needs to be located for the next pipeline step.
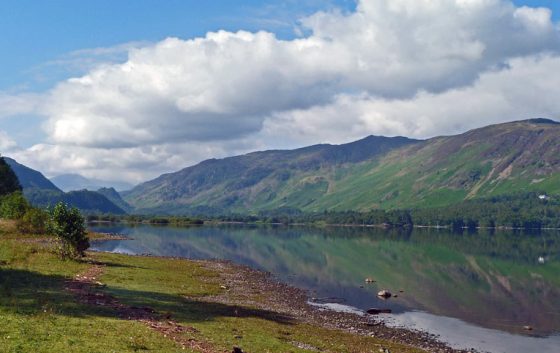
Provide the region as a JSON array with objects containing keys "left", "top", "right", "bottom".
[
  {"left": 367, "top": 308, "right": 392, "bottom": 315},
  {"left": 377, "top": 290, "right": 392, "bottom": 298}
]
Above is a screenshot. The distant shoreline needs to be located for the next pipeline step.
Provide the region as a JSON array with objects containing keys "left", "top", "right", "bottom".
[{"left": 88, "top": 219, "right": 560, "bottom": 232}]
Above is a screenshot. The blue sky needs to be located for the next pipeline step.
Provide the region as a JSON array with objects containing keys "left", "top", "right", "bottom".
[
  {"left": 1, "top": 0, "right": 559, "bottom": 182},
  {"left": 0, "top": 0, "right": 355, "bottom": 91},
  {"left": 1, "top": 0, "right": 555, "bottom": 91}
]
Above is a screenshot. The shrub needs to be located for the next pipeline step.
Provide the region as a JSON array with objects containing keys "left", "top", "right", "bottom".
[
  {"left": 49, "top": 202, "right": 90, "bottom": 259},
  {"left": 0, "top": 192, "right": 30, "bottom": 219},
  {"left": 16, "top": 208, "right": 49, "bottom": 234}
]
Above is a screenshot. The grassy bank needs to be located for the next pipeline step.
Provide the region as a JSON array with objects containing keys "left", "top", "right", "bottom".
[{"left": 0, "top": 221, "right": 427, "bottom": 353}]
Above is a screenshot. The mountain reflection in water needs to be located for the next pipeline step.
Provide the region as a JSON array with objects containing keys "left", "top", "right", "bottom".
[{"left": 90, "top": 224, "right": 560, "bottom": 352}]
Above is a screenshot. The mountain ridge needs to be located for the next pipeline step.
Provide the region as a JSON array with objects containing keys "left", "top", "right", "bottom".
[
  {"left": 51, "top": 173, "right": 133, "bottom": 192},
  {"left": 4, "top": 158, "right": 126, "bottom": 214},
  {"left": 124, "top": 119, "right": 560, "bottom": 215}
]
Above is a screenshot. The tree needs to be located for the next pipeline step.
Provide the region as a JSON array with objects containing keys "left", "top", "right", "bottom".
[
  {"left": 0, "top": 156, "right": 21, "bottom": 196},
  {"left": 49, "top": 202, "right": 89, "bottom": 258}
]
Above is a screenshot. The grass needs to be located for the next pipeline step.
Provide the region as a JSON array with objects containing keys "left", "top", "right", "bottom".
[{"left": 0, "top": 223, "right": 426, "bottom": 353}]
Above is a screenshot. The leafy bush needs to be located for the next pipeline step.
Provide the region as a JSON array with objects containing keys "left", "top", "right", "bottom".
[
  {"left": 16, "top": 208, "right": 49, "bottom": 234},
  {"left": 49, "top": 202, "right": 90, "bottom": 258},
  {"left": 0, "top": 192, "right": 30, "bottom": 219}
]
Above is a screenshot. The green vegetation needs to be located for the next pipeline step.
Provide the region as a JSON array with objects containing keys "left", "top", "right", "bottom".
[
  {"left": 85, "top": 192, "right": 560, "bottom": 230},
  {"left": 0, "top": 156, "right": 21, "bottom": 196},
  {"left": 0, "top": 223, "right": 424, "bottom": 353},
  {"left": 24, "top": 188, "right": 127, "bottom": 215},
  {"left": 4, "top": 157, "right": 127, "bottom": 214},
  {"left": 123, "top": 119, "right": 560, "bottom": 215},
  {"left": 16, "top": 207, "right": 49, "bottom": 234},
  {"left": 0, "top": 192, "right": 29, "bottom": 220},
  {"left": 49, "top": 202, "right": 90, "bottom": 258},
  {"left": 86, "top": 214, "right": 204, "bottom": 226}
]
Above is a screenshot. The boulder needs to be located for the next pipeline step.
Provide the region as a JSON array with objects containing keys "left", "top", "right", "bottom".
[{"left": 377, "top": 290, "right": 392, "bottom": 298}]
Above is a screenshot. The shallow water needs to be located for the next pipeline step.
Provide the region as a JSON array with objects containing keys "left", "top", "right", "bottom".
[{"left": 89, "top": 224, "right": 560, "bottom": 353}]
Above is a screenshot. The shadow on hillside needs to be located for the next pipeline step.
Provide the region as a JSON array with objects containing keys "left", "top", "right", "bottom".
[{"left": 0, "top": 266, "right": 295, "bottom": 326}]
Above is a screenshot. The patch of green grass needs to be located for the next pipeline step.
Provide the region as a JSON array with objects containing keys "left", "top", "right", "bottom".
[
  {"left": 0, "top": 240, "right": 187, "bottom": 353},
  {"left": 96, "top": 252, "right": 424, "bottom": 353},
  {"left": 0, "top": 226, "right": 426, "bottom": 353}
]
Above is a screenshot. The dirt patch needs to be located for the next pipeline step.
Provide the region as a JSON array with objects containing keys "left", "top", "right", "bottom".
[{"left": 65, "top": 263, "right": 224, "bottom": 353}]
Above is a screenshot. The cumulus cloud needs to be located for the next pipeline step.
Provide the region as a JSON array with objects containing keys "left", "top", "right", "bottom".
[
  {"left": 5, "top": 0, "right": 560, "bottom": 182},
  {"left": 39, "top": 0, "right": 560, "bottom": 149}
]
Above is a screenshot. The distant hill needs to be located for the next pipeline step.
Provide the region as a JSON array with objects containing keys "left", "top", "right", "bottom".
[
  {"left": 96, "top": 187, "right": 133, "bottom": 213},
  {"left": 0, "top": 157, "right": 22, "bottom": 196},
  {"left": 4, "top": 158, "right": 126, "bottom": 214},
  {"left": 51, "top": 173, "right": 133, "bottom": 192},
  {"left": 124, "top": 119, "right": 560, "bottom": 214},
  {"left": 4, "top": 157, "right": 61, "bottom": 192}
]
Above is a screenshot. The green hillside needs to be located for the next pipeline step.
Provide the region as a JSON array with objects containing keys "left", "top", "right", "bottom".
[
  {"left": 124, "top": 119, "right": 560, "bottom": 215},
  {"left": 4, "top": 157, "right": 126, "bottom": 214},
  {"left": 96, "top": 187, "right": 133, "bottom": 213}
]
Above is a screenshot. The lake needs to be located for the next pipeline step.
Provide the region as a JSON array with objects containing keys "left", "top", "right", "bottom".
[{"left": 89, "top": 224, "right": 560, "bottom": 353}]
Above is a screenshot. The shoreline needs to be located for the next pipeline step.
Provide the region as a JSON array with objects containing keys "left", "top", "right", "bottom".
[
  {"left": 91, "top": 248, "right": 470, "bottom": 353},
  {"left": 88, "top": 219, "right": 560, "bottom": 232}
]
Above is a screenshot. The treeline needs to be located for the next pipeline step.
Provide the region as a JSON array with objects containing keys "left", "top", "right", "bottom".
[
  {"left": 412, "top": 193, "right": 560, "bottom": 229},
  {"left": 86, "top": 214, "right": 204, "bottom": 226},
  {"left": 211, "top": 192, "right": 560, "bottom": 230}
]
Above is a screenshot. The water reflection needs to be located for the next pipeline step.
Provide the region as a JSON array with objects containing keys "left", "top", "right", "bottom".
[{"left": 90, "top": 224, "right": 560, "bottom": 352}]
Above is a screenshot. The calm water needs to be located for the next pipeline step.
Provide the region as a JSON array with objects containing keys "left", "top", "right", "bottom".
[{"left": 89, "top": 224, "right": 560, "bottom": 353}]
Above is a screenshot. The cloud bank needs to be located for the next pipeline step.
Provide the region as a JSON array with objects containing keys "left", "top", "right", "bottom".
[{"left": 5, "top": 0, "right": 560, "bottom": 183}]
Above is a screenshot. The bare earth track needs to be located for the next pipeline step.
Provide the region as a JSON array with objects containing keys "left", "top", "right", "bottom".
[{"left": 65, "top": 263, "right": 225, "bottom": 353}]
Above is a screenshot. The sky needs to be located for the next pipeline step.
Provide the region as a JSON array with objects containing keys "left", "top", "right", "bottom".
[{"left": 1, "top": 0, "right": 559, "bottom": 184}]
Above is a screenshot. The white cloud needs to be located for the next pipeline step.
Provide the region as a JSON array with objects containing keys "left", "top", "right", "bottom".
[
  {"left": 260, "top": 55, "right": 560, "bottom": 145},
  {"left": 0, "top": 130, "right": 17, "bottom": 153},
  {"left": 38, "top": 0, "right": 560, "bottom": 149},
  {"left": 4, "top": 0, "right": 560, "bottom": 183}
]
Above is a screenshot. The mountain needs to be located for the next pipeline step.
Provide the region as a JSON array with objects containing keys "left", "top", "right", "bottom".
[
  {"left": 50, "top": 173, "right": 133, "bottom": 192},
  {"left": 124, "top": 119, "right": 560, "bottom": 214},
  {"left": 0, "top": 157, "right": 22, "bottom": 196},
  {"left": 4, "top": 158, "right": 126, "bottom": 214},
  {"left": 4, "top": 157, "right": 61, "bottom": 192},
  {"left": 123, "top": 135, "right": 419, "bottom": 214},
  {"left": 96, "top": 187, "right": 133, "bottom": 213}
]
